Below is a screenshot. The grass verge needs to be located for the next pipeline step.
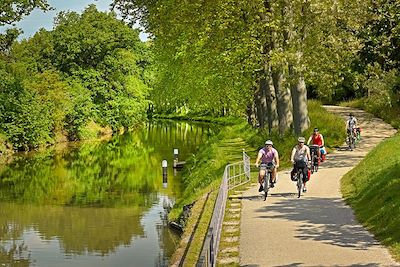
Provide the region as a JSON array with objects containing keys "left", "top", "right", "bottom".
[{"left": 341, "top": 133, "right": 400, "bottom": 261}]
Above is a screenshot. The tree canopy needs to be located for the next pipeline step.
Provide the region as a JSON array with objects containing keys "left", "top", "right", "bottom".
[
  {"left": 0, "top": 5, "right": 151, "bottom": 150},
  {"left": 0, "top": 0, "right": 50, "bottom": 26}
]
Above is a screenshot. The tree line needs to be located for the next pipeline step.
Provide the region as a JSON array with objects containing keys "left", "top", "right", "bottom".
[
  {"left": 1, "top": 0, "right": 400, "bottom": 150},
  {"left": 0, "top": 3, "right": 152, "bottom": 150},
  {"left": 112, "top": 0, "right": 400, "bottom": 133}
]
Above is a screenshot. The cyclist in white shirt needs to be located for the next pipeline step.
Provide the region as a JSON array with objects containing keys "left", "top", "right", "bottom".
[{"left": 346, "top": 113, "right": 358, "bottom": 135}]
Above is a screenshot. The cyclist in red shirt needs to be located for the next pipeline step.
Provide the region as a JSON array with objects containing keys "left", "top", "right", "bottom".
[{"left": 307, "top": 128, "right": 326, "bottom": 161}]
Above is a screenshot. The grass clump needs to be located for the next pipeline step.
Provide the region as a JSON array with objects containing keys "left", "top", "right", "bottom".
[{"left": 341, "top": 133, "right": 400, "bottom": 261}]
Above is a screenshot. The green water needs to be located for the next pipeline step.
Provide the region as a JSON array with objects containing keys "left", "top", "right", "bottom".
[{"left": 0, "top": 121, "right": 213, "bottom": 267}]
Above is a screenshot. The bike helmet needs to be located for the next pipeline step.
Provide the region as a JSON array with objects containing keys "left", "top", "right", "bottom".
[
  {"left": 349, "top": 113, "right": 353, "bottom": 117},
  {"left": 265, "top": 140, "right": 273, "bottom": 145},
  {"left": 297, "top": 137, "right": 305, "bottom": 143},
  {"left": 313, "top": 128, "right": 319, "bottom": 132}
]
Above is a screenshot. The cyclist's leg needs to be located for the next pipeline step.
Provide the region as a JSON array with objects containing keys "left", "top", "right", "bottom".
[
  {"left": 320, "top": 147, "right": 326, "bottom": 161},
  {"left": 293, "top": 163, "right": 300, "bottom": 180},
  {"left": 290, "top": 167, "right": 296, "bottom": 180},
  {"left": 259, "top": 169, "right": 266, "bottom": 185},
  {"left": 302, "top": 166, "right": 308, "bottom": 185},
  {"left": 271, "top": 168, "right": 277, "bottom": 183}
]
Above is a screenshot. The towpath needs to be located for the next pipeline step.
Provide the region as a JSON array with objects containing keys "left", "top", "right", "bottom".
[{"left": 239, "top": 106, "right": 399, "bottom": 267}]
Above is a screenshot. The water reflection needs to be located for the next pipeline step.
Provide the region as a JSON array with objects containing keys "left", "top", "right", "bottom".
[{"left": 0, "top": 121, "right": 214, "bottom": 266}]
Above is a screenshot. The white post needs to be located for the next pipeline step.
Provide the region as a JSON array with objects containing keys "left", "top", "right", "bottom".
[{"left": 162, "top": 160, "right": 168, "bottom": 188}]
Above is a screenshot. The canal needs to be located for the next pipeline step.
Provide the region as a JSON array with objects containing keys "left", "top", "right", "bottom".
[{"left": 0, "top": 121, "right": 214, "bottom": 266}]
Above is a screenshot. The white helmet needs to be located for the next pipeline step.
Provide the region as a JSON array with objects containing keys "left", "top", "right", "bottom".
[
  {"left": 265, "top": 140, "right": 273, "bottom": 145},
  {"left": 298, "top": 137, "right": 306, "bottom": 143}
]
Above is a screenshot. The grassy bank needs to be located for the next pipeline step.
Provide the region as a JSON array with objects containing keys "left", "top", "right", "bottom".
[{"left": 341, "top": 133, "right": 400, "bottom": 261}]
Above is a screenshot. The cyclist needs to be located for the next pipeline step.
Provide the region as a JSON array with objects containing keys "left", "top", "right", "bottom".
[
  {"left": 255, "top": 140, "right": 280, "bottom": 192},
  {"left": 290, "top": 137, "right": 311, "bottom": 192},
  {"left": 307, "top": 127, "right": 326, "bottom": 161},
  {"left": 346, "top": 113, "right": 358, "bottom": 137}
]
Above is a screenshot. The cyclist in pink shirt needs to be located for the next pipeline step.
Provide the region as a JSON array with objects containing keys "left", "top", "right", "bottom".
[{"left": 255, "top": 140, "right": 280, "bottom": 192}]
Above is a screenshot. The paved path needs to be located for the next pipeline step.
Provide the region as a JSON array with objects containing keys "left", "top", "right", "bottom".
[{"left": 239, "top": 106, "right": 399, "bottom": 267}]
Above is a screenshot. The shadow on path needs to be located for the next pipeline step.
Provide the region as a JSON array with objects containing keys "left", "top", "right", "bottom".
[
  {"left": 242, "top": 264, "right": 384, "bottom": 267},
  {"left": 236, "top": 192, "right": 298, "bottom": 201},
  {"left": 255, "top": 197, "right": 380, "bottom": 250}
]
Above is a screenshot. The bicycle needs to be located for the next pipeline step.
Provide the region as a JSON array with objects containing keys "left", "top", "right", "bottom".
[
  {"left": 259, "top": 162, "right": 275, "bottom": 201},
  {"left": 346, "top": 128, "right": 357, "bottom": 151},
  {"left": 355, "top": 127, "right": 362, "bottom": 141},
  {"left": 308, "top": 145, "right": 320, "bottom": 173},
  {"left": 291, "top": 161, "right": 309, "bottom": 198}
]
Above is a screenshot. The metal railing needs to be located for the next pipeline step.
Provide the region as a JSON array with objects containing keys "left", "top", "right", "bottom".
[{"left": 196, "top": 150, "right": 251, "bottom": 267}]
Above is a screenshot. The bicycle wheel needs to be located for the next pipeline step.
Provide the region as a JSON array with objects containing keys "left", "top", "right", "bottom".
[
  {"left": 351, "top": 135, "right": 356, "bottom": 150},
  {"left": 314, "top": 156, "right": 319, "bottom": 172},
  {"left": 349, "top": 134, "right": 354, "bottom": 150},
  {"left": 297, "top": 172, "right": 303, "bottom": 198},
  {"left": 263, "top": 172, "right": 269, "bottom": 201}
]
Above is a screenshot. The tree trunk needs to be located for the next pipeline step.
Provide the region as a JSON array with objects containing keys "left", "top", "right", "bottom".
[
  {"left": 272, "top": 67, "right": 292, "bottom": 135},
  {"left": 289, "top": 63, "right": 310, "bottom": 135},
  {"left": 254, "top": 84, "right": 265, "bottom": 129},
  {"left": 263, "top": 70, "right": 278, "bottom": 133},
  {"left": 259, "top": 77, "right": 269, "bottom": 129},
  {"left": 246, "top": 102, "right": 256, "bottom": 127}
]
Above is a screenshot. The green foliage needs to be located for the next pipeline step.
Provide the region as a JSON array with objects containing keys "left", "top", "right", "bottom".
[
  {"left": 0, "top": 61, "right": 53, "bottom": 149},
  {"left": 358, "top": 0, "right": 400, "bottom": 71},
  {"left": 64, "top": 80, "right": 94, "bottom": 140},
  {"left": 26, "top": 70, "right": 72, "bottom": 133},
  {"left": 0, "top": 5, "right": 152, "bottom": 149},
  {"left": 0, "top": 28, "right": 21, "bottom": 53},
  {"left": 48, "top": 6, "right": 151, "bottom": 132},
  {"left": 0, "top": 0, "right": 50, "bottom": 26},
  {"left": 114, "top": 0, "right": 262, "bottom": 116},
  {"left": 10, "top": 28, "right": 55, "bottom": 72},
  {"left": 341, "top": 133, "right": 400, "bottom": 260},
  {"left": 306, "top": 100, "right": 347, "bottom": 149},
  {"left": 51, "top": 5, "right": 143, "bottom": 73},
  {"left": 342, "top": 67, "right": 400, "bottom": 129}
]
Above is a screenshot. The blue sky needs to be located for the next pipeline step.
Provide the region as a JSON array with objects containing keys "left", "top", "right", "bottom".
[{"left": 1, "top": 0, "right": 148, "bottom": 41}]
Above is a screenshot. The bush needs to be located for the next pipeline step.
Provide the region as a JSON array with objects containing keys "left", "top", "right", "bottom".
[{"left": 0, "top": 64, "right": 53, "bottom": 150}]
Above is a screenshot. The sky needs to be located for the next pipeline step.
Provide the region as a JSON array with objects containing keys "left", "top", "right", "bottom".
[{"left": 1, "top": 0, "right": 148, "bottom": 41}]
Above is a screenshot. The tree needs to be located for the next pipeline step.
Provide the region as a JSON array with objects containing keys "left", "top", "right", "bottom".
[
  {"left": 0, "top": 0, "right": 50, "bottom": 26},
  {"left": 1, "top": 4, "right": 152, "bottom": 149}
]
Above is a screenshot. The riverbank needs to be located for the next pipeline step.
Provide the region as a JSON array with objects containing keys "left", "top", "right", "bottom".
[{"left": 0, "top": 136, "right": 13, "bottom": 165}]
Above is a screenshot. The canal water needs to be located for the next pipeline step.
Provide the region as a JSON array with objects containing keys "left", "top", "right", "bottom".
[{"left": 0, "top": 121, "right": 214, "bottom": 267}]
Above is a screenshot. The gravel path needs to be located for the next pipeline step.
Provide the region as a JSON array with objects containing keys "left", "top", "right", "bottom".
[{"left": 239, "top": 106, "right": 399, "bottom": 267}]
